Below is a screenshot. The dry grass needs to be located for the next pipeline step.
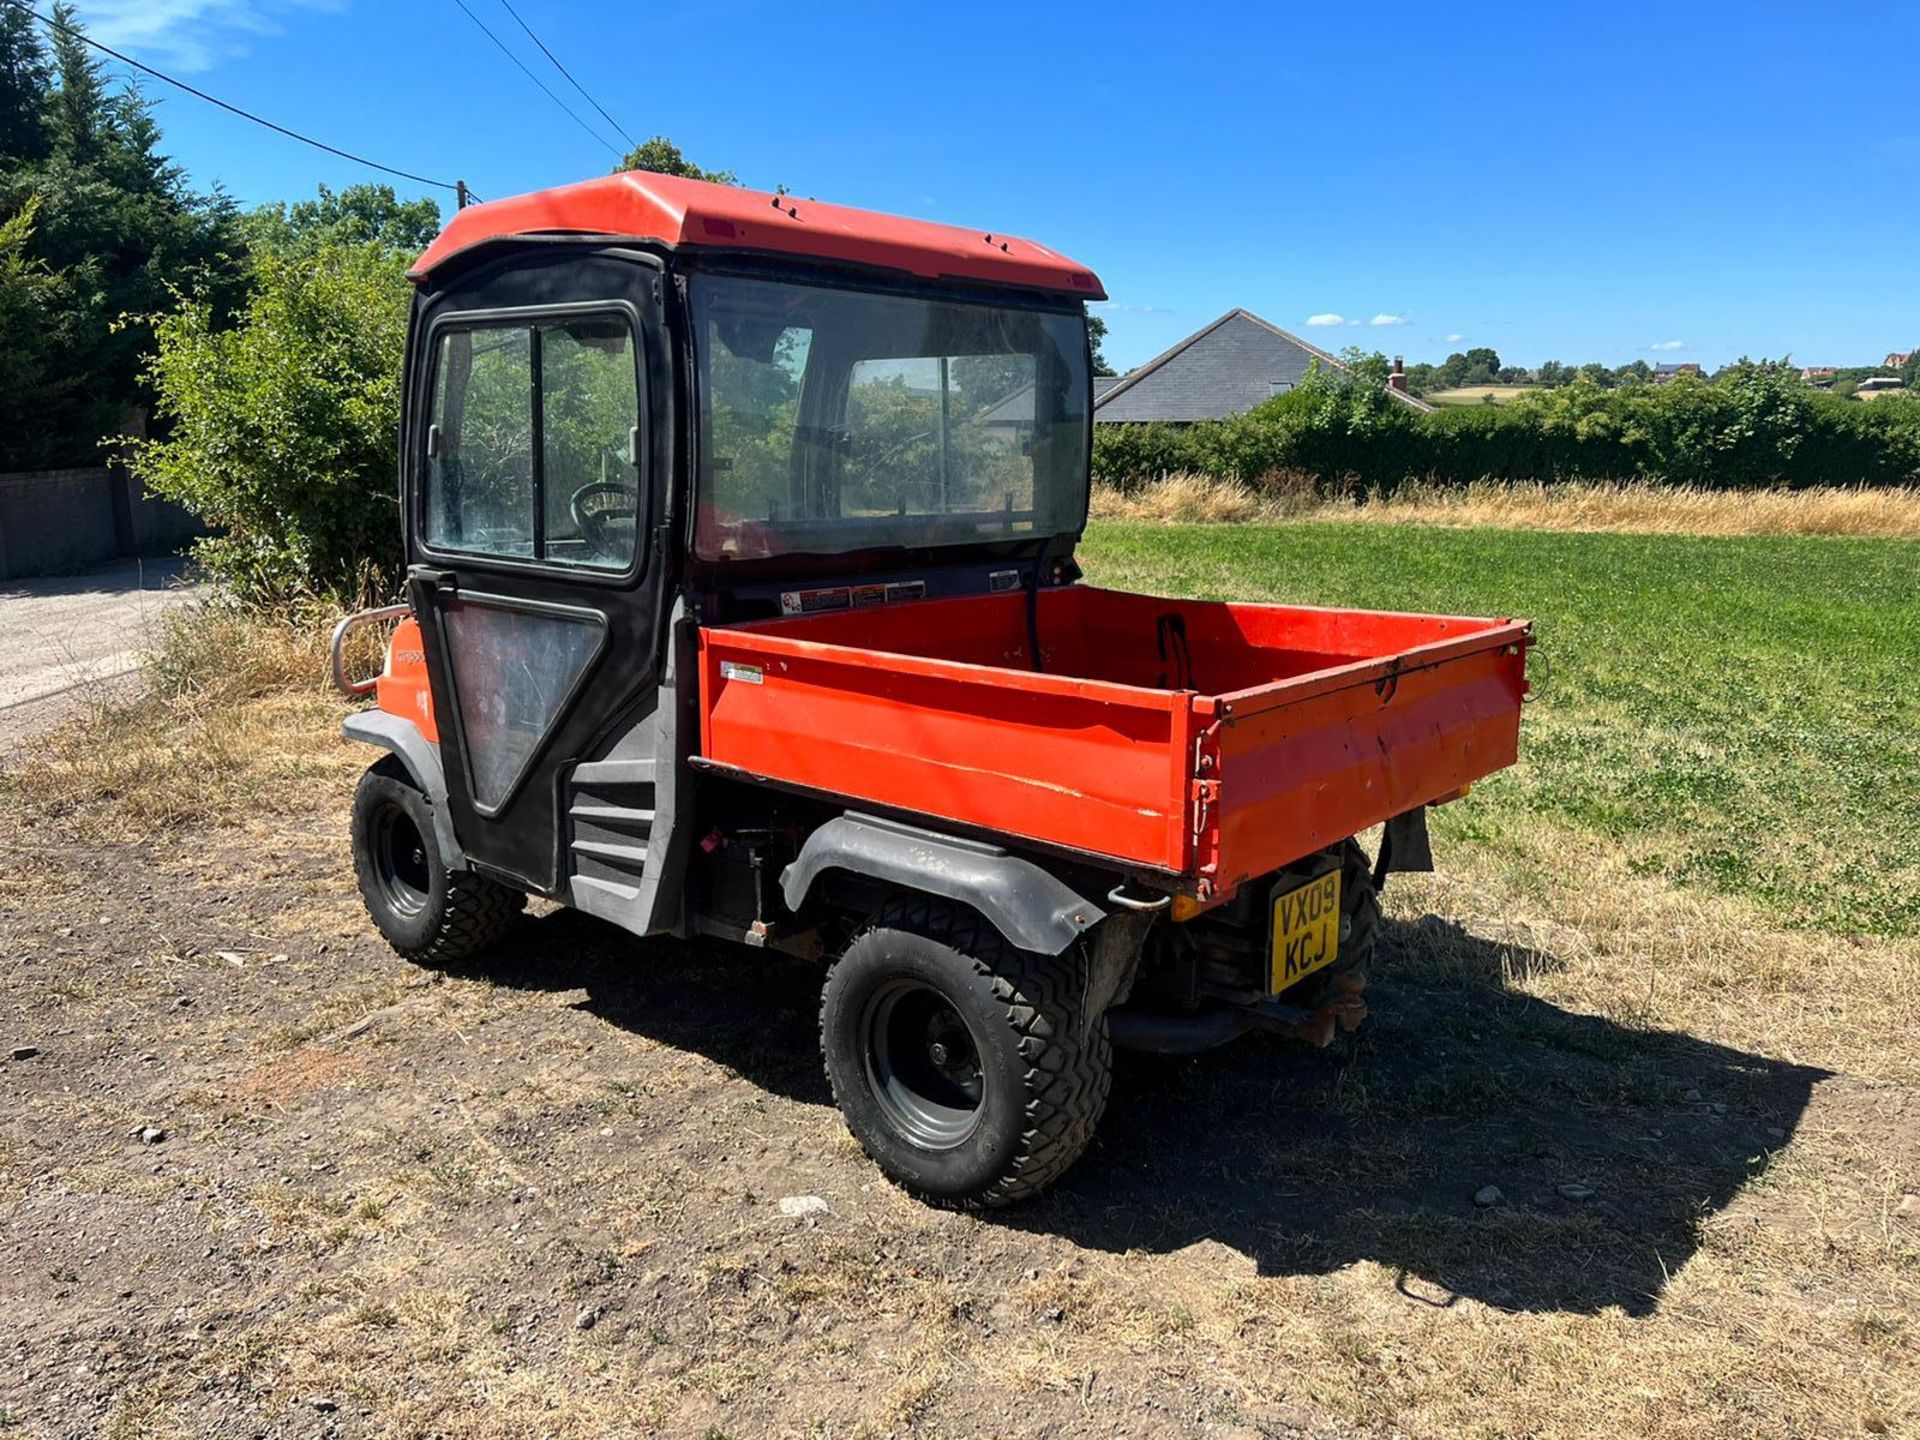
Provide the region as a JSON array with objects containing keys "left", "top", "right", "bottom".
[
  {"left": 1091, "top": 473, "right": 1920, "bottom": 538},
  {"left": 0, "top": 599, "right": 370, "bottom": 843}
]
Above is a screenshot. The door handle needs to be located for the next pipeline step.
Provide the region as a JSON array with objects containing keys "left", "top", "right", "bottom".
[{"left": 410, "top": 566, "right": 459, "bottom": 596}]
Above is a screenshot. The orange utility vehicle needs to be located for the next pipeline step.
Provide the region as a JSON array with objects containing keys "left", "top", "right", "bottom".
[{"left": 333, "top": 172, "right": 1532, "bottom": 1206}]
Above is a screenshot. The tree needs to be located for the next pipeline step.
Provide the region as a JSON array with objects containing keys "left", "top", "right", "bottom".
[
  {"left": 1904, "top": 350, "right": 1919, "bottom": 390},
  {"left": 47, "top": 1, "right": 104, "bottom": 164},
  {"left": 241, "top": 183, "right": 441, "bottom": 260},
  {"left": 0, "top": 4, "right": 244, "bottom": 465},
  {"left": 613, "top": 135, "right": 735, "bottom": 183},
  {"left": 1463, "top": 346, "right": 1501, "bottom": 376},
  {"left": 1536, "top": 359, "right": 1570, "bottom": 388},
  {"left": 0, "top": 5, "right": 53, "bottom": 163},
  {"left": 0, "top": 197, "right": 75, "bottom": 466},
  {"left": 131, "top": 243, "right": 413, "bottom": 602},
  {"left": 1087, "top": 312, "right": 1114, "bottom": 377}
]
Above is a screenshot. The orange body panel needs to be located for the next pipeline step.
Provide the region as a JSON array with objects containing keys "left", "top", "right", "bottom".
[
  {"left": 696, "top": 588, "right": 1530, "bottom": 887},
  {"left": 376, "top": 616, "right": 438, "bottom": 744}
]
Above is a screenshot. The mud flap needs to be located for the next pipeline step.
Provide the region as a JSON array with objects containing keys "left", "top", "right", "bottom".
[{"left": 1372, "top": 806, "right": 1435, "bottom": 891}]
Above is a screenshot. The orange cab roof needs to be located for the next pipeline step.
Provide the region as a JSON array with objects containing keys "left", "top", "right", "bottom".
[{"left": 410, "top": 171, "right": 1105, "bottom": 299}]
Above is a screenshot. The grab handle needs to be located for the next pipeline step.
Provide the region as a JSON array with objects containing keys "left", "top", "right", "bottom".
[{"left": 329, "top": 604, "right": 412, "bottom": 697}]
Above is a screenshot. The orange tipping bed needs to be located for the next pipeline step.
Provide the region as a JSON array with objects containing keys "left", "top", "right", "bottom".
[{"left": 695, "top": 586, "right": 1531, "bottom": 895}]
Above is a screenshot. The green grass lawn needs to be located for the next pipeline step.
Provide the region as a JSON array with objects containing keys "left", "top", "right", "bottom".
[{"left": 1079, "top": 522, "right": 1920, "bottom": 938}]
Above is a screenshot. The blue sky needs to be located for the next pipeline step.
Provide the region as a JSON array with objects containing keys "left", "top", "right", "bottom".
[{"left": 67, "top": 0, "right": 1920, "bottom": 373}]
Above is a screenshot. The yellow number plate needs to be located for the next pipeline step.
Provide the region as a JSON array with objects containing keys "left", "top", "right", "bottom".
[{"left": 1271, "top": 870, "right": 1342, "bottom": 991}]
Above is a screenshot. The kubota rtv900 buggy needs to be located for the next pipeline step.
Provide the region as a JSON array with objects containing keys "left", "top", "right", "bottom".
[{"left": 333, "top": 172, "right": 1532, "bottom": 1206}]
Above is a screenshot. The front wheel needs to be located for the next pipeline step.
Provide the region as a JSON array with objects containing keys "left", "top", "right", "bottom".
[
  {"left": 819, "top": 896, "right": 1111, "bottom": 1208},
  {"left": 350, "top": 756, "right": 523, "bottom": 965}
]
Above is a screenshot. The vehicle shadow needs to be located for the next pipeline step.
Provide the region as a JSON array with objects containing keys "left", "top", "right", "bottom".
[
  {"left": 461, "top": 908, "right": 1823, "bottom": 1318},
  {"left": 1006, "top": 915, "right": 1827, "bottom": 1316}
]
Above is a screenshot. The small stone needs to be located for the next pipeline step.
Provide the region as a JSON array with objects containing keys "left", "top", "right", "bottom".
[
  {"left": 1557, "top": 1182, "right": 1596, "bottom": 1202},
  {"left": 1473, "top": 1185, "right": 1504, "bottom": 1208},
  {"left": 9, "top": 1045, "right": 37, "bottom": 1061},
  {"left": 599, "top": 1127, "right": 613, "bottom": 1138},
  {"left": 1682, "top": 1088, "right": 1702, "bottom": 1102},
  {"left": 777, "top": 1194, "right": 830, "bottom": 1219},
  {"left": 138, "top": 1126, "right": 166, "bottom": 1145},
  {"left": 1895, "top": 1194, "right": 1920, "bottom": 1222},
  {"left": 1042, "top": 1306, "right": 1064, "bottom": 1323},
  {"left": 175, "top": 996, "right": 194, "bottom": 1009},
  {"left": 574, "top": 1308, "right": 596, "bottom": 1331},
  {"left": 307, "top": 1396, "right": 338, "bottom": 1413},
  {"left": 1766, "top": 1126, "right": 1787, "bottom": 1140}
]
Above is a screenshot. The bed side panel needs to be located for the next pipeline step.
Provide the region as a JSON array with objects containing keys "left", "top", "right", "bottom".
[{"left": 698, "top": 627, "right": 1187, "bottom": 872}]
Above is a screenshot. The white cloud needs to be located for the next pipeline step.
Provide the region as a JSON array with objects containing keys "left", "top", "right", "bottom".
[
  {"left": 1096, "top": 302, "right": 1171, "bottom": 315},
  {"left": 1445, "top": 333, "right": 1464, "bottom": 343},
  {"left": 1305, "top": 313, "right": 1345, "bottom": 327},
  {"left": 1647, "top": 339, "right": 1688, "bottom": 352},
  {"left": 74, "top": 0, "right": 339, "bottom": 73},
  {"left": 1368, "top": 313, "right": 1410, "bottom": 327}
]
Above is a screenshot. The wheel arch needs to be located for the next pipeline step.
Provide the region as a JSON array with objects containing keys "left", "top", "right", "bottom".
[
  {"left": 342, "top": 710, "right": 467, "bottom": 869},
  {"left": 781, "top": 812, "right": 1106, "bottom": 956}
]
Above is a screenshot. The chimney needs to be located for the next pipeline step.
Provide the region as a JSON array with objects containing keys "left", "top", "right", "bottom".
[{"left": 1387, "top": 355, "right": 1408, "bottom": 393}]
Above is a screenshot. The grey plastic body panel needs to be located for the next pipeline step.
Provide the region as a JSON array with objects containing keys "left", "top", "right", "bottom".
[
  {"left": 340, "top": 710, "right": 466, "bottom": 867},
  {"left": 781, "top": 813, "right": 1106, "bottom": 955},
  {"left": 563, "top": 599, "right": 695, "bottom": 938}
]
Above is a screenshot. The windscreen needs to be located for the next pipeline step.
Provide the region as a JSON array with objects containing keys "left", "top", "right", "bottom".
[{"left": 691, "top": 274, "right": 1090, "bottom": 561}]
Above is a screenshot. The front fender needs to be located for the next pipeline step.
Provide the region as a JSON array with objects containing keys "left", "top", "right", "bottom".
[
  {"left": 341, "top": 710, "right": 466, "bottom": 868},
  {"left": 781, "top": 813, "right": 1105, "bottom": 955}
]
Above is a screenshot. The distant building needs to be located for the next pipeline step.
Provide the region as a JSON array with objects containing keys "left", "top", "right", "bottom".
[
  {"left": 1653, "top": 362, "right": 1705, "bottom": 384},
  {"left": 1856, "top": 376, "right": 1906, "bottom": 397},
  {"left": 1884, "top": 352, "right": 1911, "bottom": 369},
  {"left": 1802, "top": 366, "right": 1837, "bottom": 382},
  {"left": 1091, "top": 309, "right": 1434, "bottom": 423}
]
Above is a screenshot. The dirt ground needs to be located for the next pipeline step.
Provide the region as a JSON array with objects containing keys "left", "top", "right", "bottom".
[{"left": 1, "top": 746, "right": 1916, "bottom": 1438}]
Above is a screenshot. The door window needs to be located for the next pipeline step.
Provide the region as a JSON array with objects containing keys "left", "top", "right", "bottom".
[{"left": 424, "top": 315, "right": 642, "bottom": 572}]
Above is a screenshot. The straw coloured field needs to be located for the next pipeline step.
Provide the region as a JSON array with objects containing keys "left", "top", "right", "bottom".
[
  {"left": 1091, "top": 474, "right": 1920, "bottom": 538},
  {"left": 1, "top": 512, "right": 1916, "bottom": 1438}
]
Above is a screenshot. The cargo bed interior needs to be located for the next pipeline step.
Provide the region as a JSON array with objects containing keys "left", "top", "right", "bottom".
[{"left": 725, "top": 586, "right": 1513, "bottom": 698}]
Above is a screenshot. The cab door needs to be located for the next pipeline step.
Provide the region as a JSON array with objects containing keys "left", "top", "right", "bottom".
[{"left": 404, "top": 250, "right": 672, "bottom": 895}]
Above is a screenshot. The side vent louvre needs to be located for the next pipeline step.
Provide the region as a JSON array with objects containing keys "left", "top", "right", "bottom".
[{"left": 567, "top": 757, "right": 657, "bottom": 901}]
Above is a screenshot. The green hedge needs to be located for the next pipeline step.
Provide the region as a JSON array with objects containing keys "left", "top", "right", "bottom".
[{"left": 1093, "top": 362, "right": 1920, "bottom": 492}]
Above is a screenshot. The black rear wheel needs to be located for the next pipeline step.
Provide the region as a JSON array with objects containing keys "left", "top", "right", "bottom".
[
  {"left": 820, "top": 895, "right": 1110, "bottom": 1208},
  {"left": 351, "top": 757, "right": 523, "bottom": 965}
]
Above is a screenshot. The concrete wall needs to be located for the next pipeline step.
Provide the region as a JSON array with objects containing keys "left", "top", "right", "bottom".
[{"left": 0, "top": 467, "right": 202, "bottom": 581}]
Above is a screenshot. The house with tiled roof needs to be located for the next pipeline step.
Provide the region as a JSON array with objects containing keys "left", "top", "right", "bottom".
[{"left": 1092, "top": 309, "right": 1434, "bottom": 422}]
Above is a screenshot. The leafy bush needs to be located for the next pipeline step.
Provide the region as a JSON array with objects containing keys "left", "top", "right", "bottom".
[
  {"left": 130, "top": 243, "right": 412, "bottom": 603},
  {"left": 1093, "top": 360, "right": 1920, "bottom": 493}
]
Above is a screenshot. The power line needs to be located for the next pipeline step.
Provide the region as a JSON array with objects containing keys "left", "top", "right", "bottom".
[
  {"left": 446, "top": 0, "right": 622, "bottom": 160},
  {"left": 494, "top": 0, "right": 636, "bottom": 152},
  {"left": 0, "top": 0, "right": 465, "bottom": 195}
]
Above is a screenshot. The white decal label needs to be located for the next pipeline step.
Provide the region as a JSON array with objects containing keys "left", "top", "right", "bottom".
[{"left": 719, "top": 661, "right": 764, "bottom": 685}]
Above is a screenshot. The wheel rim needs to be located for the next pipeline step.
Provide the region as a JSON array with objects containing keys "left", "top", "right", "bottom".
[
  {"left": 860, "top": 979, "right": 985, "bottom": 1150},
  {"left": 371, "top": 802, "right": 431, "bottom": 918}
]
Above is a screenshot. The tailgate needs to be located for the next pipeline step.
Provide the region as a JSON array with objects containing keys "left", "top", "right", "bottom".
[{"left": 1195, "top": 621, "right": 1531, "bottom": 891}]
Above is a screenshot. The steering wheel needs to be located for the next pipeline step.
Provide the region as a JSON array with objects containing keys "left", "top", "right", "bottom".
[{"left": 569, "top": 480, "right": 638, "bottom": 554}]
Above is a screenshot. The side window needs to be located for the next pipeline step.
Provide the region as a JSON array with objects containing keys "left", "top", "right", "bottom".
[{"left": 425, "top": 315, "right": 642, "bottom": 571}]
